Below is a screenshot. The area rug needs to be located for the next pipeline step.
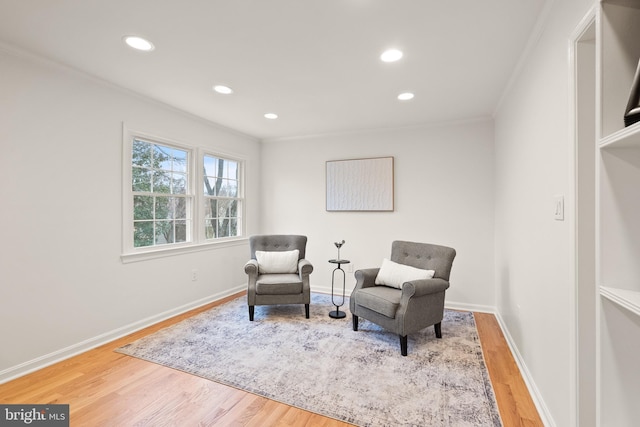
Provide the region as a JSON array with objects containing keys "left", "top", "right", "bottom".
[{"left": 116, "top": 293, "right": 502, "bottom": 426}]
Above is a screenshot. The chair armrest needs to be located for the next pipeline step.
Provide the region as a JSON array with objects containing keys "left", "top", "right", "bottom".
[
  {"left": 401, "top": 278, "right": 450, "bottom": 297},
  {"left": 298, "top": 259, "right": 313, "bottom": 276},
  {"left": 244, "top": 259, "right": 258, "bottom": 276},
  {"left": 354, "top": 268, "right": 380, "bottom": 290}
]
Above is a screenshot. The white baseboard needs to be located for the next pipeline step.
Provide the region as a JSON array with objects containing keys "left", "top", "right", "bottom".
[
  {"left": 312, "top": 286, "right": 347, "bottom": 297},
  {"left": 312, "top": 286, "right": 496, "bottom": 315},
  {"left": 313, "top": 286, "right": 552, "bottom": 425},
  {"left": 1, "top": 284, "right": 553, "bottom": 427},
  {"left": 445, "top": 300, "right": 496, "bottom": 313},
  {"left": 494, "top": 312, "right": 555, "bottom": 427},
  {"left": 0, "top": 285, "right": 245, "bottom": 385}
]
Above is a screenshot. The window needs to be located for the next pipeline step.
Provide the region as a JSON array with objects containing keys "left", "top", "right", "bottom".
[
  {"left": 204, "top": 155, "right": 241, "bottom": 239},
  {"left": 132, "top": 138, "right": 191, "bottom": 248},
  {"left": 123, "top": 129, "right": 244, "bottom": 258}
]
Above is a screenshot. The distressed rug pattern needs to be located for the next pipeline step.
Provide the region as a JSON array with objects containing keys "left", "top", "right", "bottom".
[{"left": 117, "top": 293, "right": 502, "bottom": 426}]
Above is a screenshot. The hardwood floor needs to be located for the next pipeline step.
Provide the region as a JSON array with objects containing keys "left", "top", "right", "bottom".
[
  {"left": 0, "top": 293, "right": 543, "bottom": 426},
  {"left": 474, "top": 312, "right": 544, "bottom": 427}
]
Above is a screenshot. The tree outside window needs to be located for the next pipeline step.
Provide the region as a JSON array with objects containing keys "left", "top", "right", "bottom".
[
  {"left": 203, "top": 155, "right": 241, "bottom": 239},
  {"left": 126, "top": 134, "right": 243, "bottom": 254},
  {"left": 132, "top": 138, "right": 190, "bottom": 248}
]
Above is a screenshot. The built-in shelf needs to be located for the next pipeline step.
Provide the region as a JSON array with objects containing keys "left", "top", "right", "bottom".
[
  {"left": 597, "top": 0, "right": 640, "bottom": 424},
  {"left": 600, "top": 286, "right": 640, "bottom": 316},
  {"left": 599, "top": 122, "right": 640, "bottom": 148},
  {"left": 599, "top": 1, "right": 640, "bottom": 138}
]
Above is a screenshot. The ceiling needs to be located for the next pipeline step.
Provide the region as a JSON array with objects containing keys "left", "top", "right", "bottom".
[{"left": 0, "top": 0, "right": 546, "bottom": 140}]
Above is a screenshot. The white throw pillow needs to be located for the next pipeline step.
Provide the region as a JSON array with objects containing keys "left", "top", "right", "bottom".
[
  {"left": 255, "top": 250, "right": 299, "bottom": 274},
  {"left": 375, "top": 258, "right": 435, "bottom": 289}
]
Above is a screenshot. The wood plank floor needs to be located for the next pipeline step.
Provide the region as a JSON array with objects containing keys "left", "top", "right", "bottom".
[{"left": 0, "top": 293, "right": 543, "bottom": 426}]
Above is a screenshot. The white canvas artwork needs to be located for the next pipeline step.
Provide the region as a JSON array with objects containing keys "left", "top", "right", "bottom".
[{"left": 326, "top": 157, "right": 394, "bottom": 211}]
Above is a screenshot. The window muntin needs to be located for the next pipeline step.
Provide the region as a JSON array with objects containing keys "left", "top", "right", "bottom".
[
  {"left": 203, "top": 155, "right": 241, "bottom": 239},
  {"left": 124, "top": 130, "right": 245, "bottom": 259},
  {"left": 132, "top": 138, "right": 191, "bottom": 248}
]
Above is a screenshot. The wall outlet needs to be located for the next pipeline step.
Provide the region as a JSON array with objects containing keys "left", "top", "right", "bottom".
[
  {"left": 191, "top": 269, "right": 198, "bottom": 281},
  {"left": 348, "top": 263, "right": 354, "bottom": 273}
]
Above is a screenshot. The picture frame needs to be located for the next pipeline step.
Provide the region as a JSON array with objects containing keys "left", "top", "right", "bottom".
[{"left": 326, "top": 156, "right": 394, "bottom": 212}]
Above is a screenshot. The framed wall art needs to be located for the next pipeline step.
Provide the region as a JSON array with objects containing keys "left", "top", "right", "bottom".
[{"left": 326, "top": 156, "right": 394, "bottom": 212}]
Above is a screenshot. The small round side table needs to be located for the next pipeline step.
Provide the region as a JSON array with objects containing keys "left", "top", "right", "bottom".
[{"left": 328, "top": 259, "right": 350, "bottom": 319}]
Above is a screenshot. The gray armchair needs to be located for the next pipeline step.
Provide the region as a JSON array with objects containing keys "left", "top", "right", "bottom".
[
  {"left": 244, "top": 235, "right": 313, "bottom": 321},
  {"left": 350, "top": 240, "right": 456, "bottom": 356}
]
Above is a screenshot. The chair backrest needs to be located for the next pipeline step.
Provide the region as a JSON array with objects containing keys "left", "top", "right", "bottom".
[
  {"left": 390, "top": 240, "right": 456, "bottom": 281},
  {"left": 249, "top": 235, "right": 307, "bottom": 260}
]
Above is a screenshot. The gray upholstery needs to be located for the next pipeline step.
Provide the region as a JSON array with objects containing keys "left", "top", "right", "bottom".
[
  {"left": 350, "top": 240, "right": 456, "bottom": 356},
  {"left": 244, "top": 235, "right": 313, "bottom": 320}
]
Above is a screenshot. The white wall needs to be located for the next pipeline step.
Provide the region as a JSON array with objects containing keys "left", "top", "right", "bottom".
[
  {"left": 493, "top": 0, "right": 594, "bottom": 425},
  {"left": 0, "top": 2, "right": 602, "bottom": 423},
  {"left": 0, "top": 47, "right": 260, "bottom": 380},
  {"left": 260, "top": 120, "right": 495, "bottom": 310}
]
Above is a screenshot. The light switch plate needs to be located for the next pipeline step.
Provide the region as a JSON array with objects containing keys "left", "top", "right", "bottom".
[{"left": 554, "top": 195, "right": 564, "bottom": 221}]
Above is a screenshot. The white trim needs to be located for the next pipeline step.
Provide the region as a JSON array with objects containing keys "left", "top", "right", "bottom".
[
  {"left": 0, "top": 285, "right": 245, "bottom": 385},
  {"left": 598, "top": 121, "right": 640, "bottom": 148},
  {"left": 568, "top": 26, "right": 579, "bottom": 425},
  {"left": 322, "top": 286, "right": 551, "bottom": 426},
  {"left": 314, "top": 285, "right": 352, "bottom": 301},
  {"left": 122, "top": 125, "right": 197, "bottom": 254},
  {"left": 201, "top": 151, "right": 245, "bottom": 243},
  {"left": 261, "top": 116, "right": 493, "bottom": 144},
  {"left": 494, "top": 312, "right": 556, "bottom": 427},
  {"left": 569, "top": 8, "right": 598, "bottom": 427},
  {"left": 444, "top": 301, "right": 496, "bottom": 314},
  {"left": 316, "top": 286, "right": 497, "bottom": 314},
  {"left": 0, "top": 41, "right": 258, "bottom": 142},
  {"left": 594, "top": 6, "right": 603, "bottom": 425},
  {"left": 121, "top": 237, "right": 248, "bottom": 264},
  {"left": 121, "top": 124, "right": 248, "bottom": 261},
  {"left": 599, "top": 286, "right": 640, "bottom": 317},
  {"left": 328, "top": 286, "right": 548, "bottom": 425}
]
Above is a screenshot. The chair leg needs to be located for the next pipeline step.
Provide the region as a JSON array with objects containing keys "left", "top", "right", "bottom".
[
  {"left": 434, "top": 322, "right": 442, "bottom": 338},
  {"left": 399, "top": 335, "right": 408, "bottom": 356},
  {"left": 249, "top": 305, "right": 254, "bottom": 321},
  {"left": 352, "top": 315, "right": 359, "bottom": 331},
  {"left": 305, "top": 304, "right": 310, "bottom": 319}
]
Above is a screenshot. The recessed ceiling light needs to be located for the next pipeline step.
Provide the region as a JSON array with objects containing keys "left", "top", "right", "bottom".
[
  {"left": 397, "top": 92, "right": 415, "bottom": 101},
  {"left": 123, "top": 36, "right": 154, "bottom": 52},
  {"left": 213, "top": 85, "right": 233, "bottom": 95},
  {"left": 380, "top": 49, "right": 403, "bottom": 62},
  {"left": 264, "top": 113, "right": 278, "bottom": 120}
]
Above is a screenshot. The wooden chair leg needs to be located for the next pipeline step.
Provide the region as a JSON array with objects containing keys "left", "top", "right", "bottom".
[
  {"left": 434, "top": 322, "right": 442, "bottom": 338},
  {"left": 249, "top": 305, "right": 254, "bottom": 321},
  {"left": 305, "top": 304, "right": 310, "bottom": 319},
  {"left": 399, "top": 335, "right": 408, "bottom": 356},
  {"left": 352, "top": 315, "right": 359, "bottom": 331}
]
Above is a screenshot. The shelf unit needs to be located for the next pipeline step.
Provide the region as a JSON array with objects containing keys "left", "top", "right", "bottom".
[
  {"left": 599, "top": 121, "right": 640, "bottom": 148},
  {"left": 600, "top": 286, "right": 640, "bottom": 316},
  {"left": 597, "top": 1, "right": 640, "bottom": 426}
]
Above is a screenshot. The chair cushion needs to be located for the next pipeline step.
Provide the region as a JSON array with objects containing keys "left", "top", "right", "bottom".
[
  {"left": 355, "top": 286, "right": 401, "bottom": 318},
  {"left": 375, "top": 258, "right": 435, "bottom": 289},
  {"left": 256, "top": 274, "right": 303, "bottom": 295},
  {"left": 255, "top": 250, "right": 299, "bottom": 274}
]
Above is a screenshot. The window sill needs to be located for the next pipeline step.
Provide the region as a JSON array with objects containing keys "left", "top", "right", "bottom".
[{"left": 121, "top": 237, "right": 248, "bottom": 264}]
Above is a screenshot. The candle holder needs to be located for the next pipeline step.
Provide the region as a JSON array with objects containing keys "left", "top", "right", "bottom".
[
  {"left": 329, "top": 240, "right": 349, "bottom": 319},
  {"left": 334, "top": 240, "right": 345, "bottom": 260}
]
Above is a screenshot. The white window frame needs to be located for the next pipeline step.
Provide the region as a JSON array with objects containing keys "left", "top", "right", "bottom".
[
  {"left": 121, "top": 125, "right": 246, "bottom": 263},
  {"left": 202, "top": 151, "right": 244, "bottom": 242}
]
